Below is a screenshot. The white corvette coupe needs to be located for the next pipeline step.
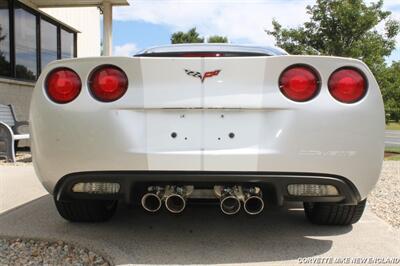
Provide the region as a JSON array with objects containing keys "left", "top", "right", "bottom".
[{"left": 30, "top": 44, "right": 385, "bottom": 224}]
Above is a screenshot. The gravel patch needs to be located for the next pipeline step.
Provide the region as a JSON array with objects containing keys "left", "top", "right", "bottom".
[
  {"left": 0, "top": 151, "right": 32, "bottom": 166},
  {"left": 369, "top": 161, "right": 400, "bottom": 228},
  {"left": 0, "top": 238, "right": 110, "bottom": 265}
]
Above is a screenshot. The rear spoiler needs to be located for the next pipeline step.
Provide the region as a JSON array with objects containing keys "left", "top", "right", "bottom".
[{"left": 134, "top": 51, "right": 277, "bottom": 57}]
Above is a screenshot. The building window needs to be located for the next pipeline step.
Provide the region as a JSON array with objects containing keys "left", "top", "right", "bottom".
[
  {"left": 0, "top": 0, "right": 78, "bottom": 81},
  {"left": 0, "top": 0, "right": 10, "bottom": 77},
  {"left": 14, "top": 6, "right": 37, "bottom": 81},
  {"left": 41, "top": 19, "right": 57, "bottom": 69},
  {"left": 61, "top": 29, "right": 74, "bottom": 59}
]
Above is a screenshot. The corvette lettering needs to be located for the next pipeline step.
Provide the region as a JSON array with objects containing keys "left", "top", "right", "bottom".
[{"left": 185, "top": 69, "right": 221, "bottom": 83}]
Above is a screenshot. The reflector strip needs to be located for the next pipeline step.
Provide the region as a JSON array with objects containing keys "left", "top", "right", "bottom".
[
  {"left": 287, "top": 184, "right": 339, "bottom": 196},
  {"left": 72, "top": 182, "right": 120, "bottom": 194}
]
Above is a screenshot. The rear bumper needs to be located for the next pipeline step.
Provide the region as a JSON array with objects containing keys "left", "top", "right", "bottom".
[
  {"left": 30, "top": 106, "right": 384, "bottom": 199},
  {"left": 54, "top": 171, "right": 361, "bottom": 205}
]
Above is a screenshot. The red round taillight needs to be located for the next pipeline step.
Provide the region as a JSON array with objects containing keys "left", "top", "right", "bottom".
[
  {"left": 89, "top": 65, "right": 128, "bottom": 102},
  {"left": 279, "top": 65, "right": 320, "bottom": 102},
  {"left": 328, "top": 68, "right": 367, "bottom": 103},
  {"left": 45, "top": 68, "right": 81, "bottom": 104}
]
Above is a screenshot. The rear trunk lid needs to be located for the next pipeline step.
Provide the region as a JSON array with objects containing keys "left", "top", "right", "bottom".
[{"left": 139, "top": 56, "right": 269, "bottom": 109}]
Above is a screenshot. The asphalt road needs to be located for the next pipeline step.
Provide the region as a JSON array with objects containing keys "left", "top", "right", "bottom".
[
  {"left": 385, "top": 130, "right": 400, "bottom": 147},
  {"left": 1, "top": 166, "right": 400, "bottom": 265}
]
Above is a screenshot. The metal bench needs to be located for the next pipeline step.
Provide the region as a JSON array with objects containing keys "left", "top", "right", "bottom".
[{"left": 0, "top": 104, "right": 30, "bottom": 162}]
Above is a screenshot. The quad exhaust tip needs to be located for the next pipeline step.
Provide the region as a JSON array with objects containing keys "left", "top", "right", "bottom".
[
  {"left": 165, "top": 194, "right": 186, "bottom": 214},
  {"left": 141, "top": 192, "right": 163, "bottom": 213},
  {"left": 220, "top": 195, "right": 241, "bottom": 215},
  {"left": 142, "top": 185, "right": 264, "bottom": 215},
  {"left": 141, "top": 185, "right": 193, "bottom": 214},
  {"left": 141, "top": 186, "right": 165, "bottom": 213},
  {"left": 164, "top": 185, "right": 193, "bottom": 214},
  {"left": 243, "top": 196, "right": 264, "bottom": 215},
  {"left": 215, "top": 186, "right": 264, "bottom": 216},
  {"left": 216, "top": 186, "right": 242, "bottom": 215}
]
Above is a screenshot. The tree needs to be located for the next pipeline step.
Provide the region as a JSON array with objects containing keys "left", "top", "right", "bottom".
[
  {"left": 0, "top": 25, "right": 11, "bottom": 76},
  {"left": 207, "top": 35, "right": 228, "bottom": 43},
  {"left": 380, "top": 62, "right": 400, "bottom": 122},
  {"left": 171, "top": 28, "right": 228, "bottom": 44},
  {"left": 266, "top": 0, "right": 400, "bottom": 121},
  {"left": 171, "top": 28, "right": 204, "bottom": 44},
  {"left": 0, "top": 25, "right": 7, "bottom": 58}
]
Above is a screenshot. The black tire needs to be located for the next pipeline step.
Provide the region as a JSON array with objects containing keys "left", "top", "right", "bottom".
[
  {"left": 54, "top": 198, "right": 117, "bottom": 222},
  {"left": 304, "top": 199, "right": 366, "bottom": 225}
]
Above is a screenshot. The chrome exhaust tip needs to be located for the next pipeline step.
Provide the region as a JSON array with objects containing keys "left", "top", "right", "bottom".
[
  {"left": 244, "top": 196, "right": 264, "bottom": 215},
  {"left": 215, "top": 186, "right": 242, "bottom": 215},
  {"left": 220, "top": 195, "right": 241, "bottom": 215},
  {"left": 141, "top": 186, "right": 164, "bottom": 213},
  {"left": 164, "top": 185, "right": 193, "bottom": 214},
  {"left": 165, "top": 194, "right": 186, "bottom": 213},
  {"left": 243, "top": 187, "right": 264, "bottom": 215},
  {"left": 141, "top": 193, "right": 162, "bottom": 212}
]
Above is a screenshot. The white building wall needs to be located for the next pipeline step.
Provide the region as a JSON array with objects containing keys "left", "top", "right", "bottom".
[
  {"left": 0, "top": 3, "right": 102, "bottom": 149},
  {"left": 40, "top": 7, "right": 101, "bottom": 57}
]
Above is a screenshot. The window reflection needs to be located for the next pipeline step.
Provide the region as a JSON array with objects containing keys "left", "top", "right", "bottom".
[
  {"left": 0, "top": 0, "right": 10, "bottom": 77},
  {"left": 41, "top": 19, "right": 57, "bottom": 69},
  {"left": 15, "top": 6, "right": 37, "bottom": 80},
  {"left": 0, "top": 2, "right": 77, "bottom": 81},
  {"left": 61, "top": 30, "right": 74, "bottom": 59}
]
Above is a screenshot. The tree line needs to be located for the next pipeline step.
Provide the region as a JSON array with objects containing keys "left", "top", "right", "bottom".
[
  {"left": 170, "top": 0, "right": 400, "bottom": 122},
  {"left": 171, "top": 28, "right": 228, "bottom": 44}
]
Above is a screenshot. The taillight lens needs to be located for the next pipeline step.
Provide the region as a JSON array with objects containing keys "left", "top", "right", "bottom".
[
  {"left": 45, "top": 68, "right": 81, "bottom": 104},
  {"left": 328, "top": 68, "right": 367, "bottom": 103},
  {"left": 279, "top": 66, "right": 319, "bottom": 102},
  {"left": 89, "top": 65, "right": 128, "bottom": 102}
]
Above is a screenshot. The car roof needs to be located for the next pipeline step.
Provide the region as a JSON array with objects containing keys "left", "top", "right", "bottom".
[{"left": 135, "top": 43, "right": 288, "bottom": 56}]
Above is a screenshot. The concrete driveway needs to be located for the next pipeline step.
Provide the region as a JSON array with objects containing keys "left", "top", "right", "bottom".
[{"left": 1, "top": 166, "right": 400, "bottom": 265}]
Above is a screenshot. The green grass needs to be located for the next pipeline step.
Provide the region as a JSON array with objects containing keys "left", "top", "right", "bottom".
[
  {"left": 385, "top": 145, "right": 400, "bottom": 160},
  {"left": 386, "top": 122, "right": 400, "bottom": 130},
  {"left": 385, "top": 155, "right": 400, "bottom": 161},
  {"left": 385, "top": 146, "right": 400, "bottom": 153}
]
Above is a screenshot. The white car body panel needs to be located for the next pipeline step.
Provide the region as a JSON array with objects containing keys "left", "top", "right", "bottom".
[{"left": 30, "top": 54, "right": 385, "bottom": 200}]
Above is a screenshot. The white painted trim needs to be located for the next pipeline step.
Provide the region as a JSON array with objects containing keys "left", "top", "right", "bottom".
[
  {"left": 30, "top": 0, "right": 128, "bottom": 8},
  {"left": 0, "top": 78, "right": 35, "bottom": 88},
  {"left": 102, "top": 1, "right": 112, "bottom": 56},
  {"left": 14, "top": 134, "right": 30, "bottom": 140}
]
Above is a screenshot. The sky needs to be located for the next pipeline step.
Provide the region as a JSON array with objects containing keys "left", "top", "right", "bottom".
[{"left": 111, "top": 0, "right": 400, "bottom": 62}]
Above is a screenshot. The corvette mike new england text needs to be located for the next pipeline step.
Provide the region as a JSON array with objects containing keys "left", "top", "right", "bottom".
[{"left": 298, "top": 257, "right": 400, "bottom": 264}]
